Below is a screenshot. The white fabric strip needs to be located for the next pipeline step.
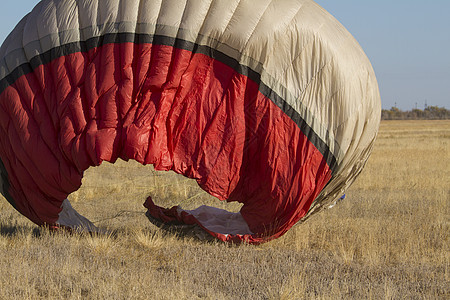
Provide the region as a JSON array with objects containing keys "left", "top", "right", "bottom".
[
  {"left": 56, "top": 199, "right": 99, "bottom": 232},
  {"left": 180, "top": 205, "right": 253, "bottom": 236}
]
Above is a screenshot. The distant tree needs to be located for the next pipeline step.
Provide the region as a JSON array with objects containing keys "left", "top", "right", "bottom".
[
  {"left": 410, "top": 109, "right": 424, "bottom": 119},
  {"left": 381, "top": 106, "right": 450, "bottom": 120},
  {"left": 424, "top": 106, "right": 449, "bottom": 119}
]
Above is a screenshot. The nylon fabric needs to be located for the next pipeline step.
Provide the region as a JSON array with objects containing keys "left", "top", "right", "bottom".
[{"left": 0, "top": 0, "right": 380, "bottom": 243}]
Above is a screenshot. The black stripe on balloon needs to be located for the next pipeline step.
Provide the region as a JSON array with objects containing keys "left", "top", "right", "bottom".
[
  {"left": 0, "top": 32, "right": 337, "bottom": 174},
  {"left": 0, "top": 158, "right": 16, "bottom": 209}
]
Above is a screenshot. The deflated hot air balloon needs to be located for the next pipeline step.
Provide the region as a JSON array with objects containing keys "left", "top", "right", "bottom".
[{"left": 0, "top": 0, "right": 380, "bottom": 244}]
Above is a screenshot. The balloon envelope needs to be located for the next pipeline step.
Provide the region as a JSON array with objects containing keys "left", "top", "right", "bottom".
[{"left": 0, "top": 0, "right": 380, "bottom": 243}]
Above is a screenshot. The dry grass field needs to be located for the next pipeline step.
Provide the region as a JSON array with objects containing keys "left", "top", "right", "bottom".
[{"left": 0, "top": 120, "right": 448, "bottom": 299}]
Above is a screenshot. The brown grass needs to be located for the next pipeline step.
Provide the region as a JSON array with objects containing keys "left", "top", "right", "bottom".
[{"left": 0, "top": 120, "right": 448, "bottom": 299}]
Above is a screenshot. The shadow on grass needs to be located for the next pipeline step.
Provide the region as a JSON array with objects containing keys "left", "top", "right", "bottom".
[
  {"left": 0, "top": 215, "right": 217, "bottom": 245},
  {"left": 145, "top": 211, "right": 216, "bottom": 242},
  {"left": 0, "top": 223, "right": 42, "bottom": 237}
]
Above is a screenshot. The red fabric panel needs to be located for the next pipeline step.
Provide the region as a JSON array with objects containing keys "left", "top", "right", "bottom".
[{"left": 0, "top": 42, "right": 331, "bottom": 242}]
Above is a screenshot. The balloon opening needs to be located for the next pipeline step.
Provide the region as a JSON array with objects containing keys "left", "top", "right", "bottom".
[{"left": 62, "top": 160, "right": 247, "bottom": 239}]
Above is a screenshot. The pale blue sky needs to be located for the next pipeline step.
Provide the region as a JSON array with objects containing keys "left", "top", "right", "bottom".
[{"left": 1, "top": 0, "right": 448, "bottom": 110}]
